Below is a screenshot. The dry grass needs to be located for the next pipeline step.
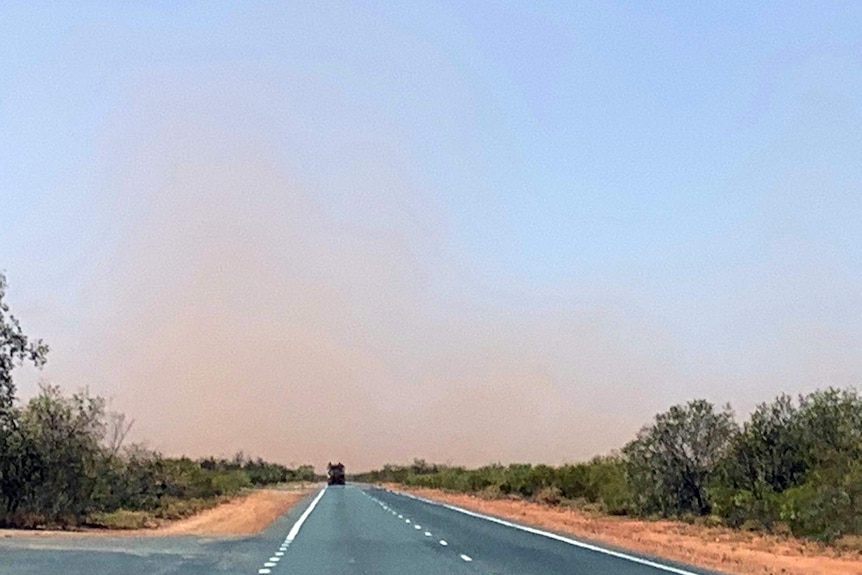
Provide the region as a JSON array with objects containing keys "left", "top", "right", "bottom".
[
  {"left": 0, "top": 484, "right": 317, "bottom": 538},
  {"left": 392, "top": 485, "right": 862, "bottom": 575},
  {"left": 86, "top": 510, "right": 157, "bottom": 530},
  {"left": 154, "top": 485, "right": 314, "bottom": 536}
]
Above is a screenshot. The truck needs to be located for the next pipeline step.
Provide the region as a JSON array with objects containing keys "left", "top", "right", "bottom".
[{"left": 327, "top": 462, "right": 346, "bottom": 485}]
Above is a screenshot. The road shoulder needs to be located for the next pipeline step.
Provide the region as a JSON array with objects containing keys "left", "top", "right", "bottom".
[
  {"left": 387, "top": 485, "right": 862, "bottom": 575},
  {"left": 0, "top": 485, "right": 318, "bottom": 539}
]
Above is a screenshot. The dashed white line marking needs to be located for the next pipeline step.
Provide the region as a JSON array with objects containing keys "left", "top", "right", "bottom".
[
  {"left": 405, "top": 519, "right": 411, "bottom": 524},
  {"left": 439, "top": 540, "right": 448, "bottom": 546},
  {"left": 414, "top": 525, "right": 421, "bottom": 530},
  {"left": 460, "top": 554, "right": 473, "bottom": 562},
  {"left": 393, "top": 489, "right": 701, "bottom": 575},
  {"left": 398, "top": 514, "right": 403, "bottom": 519},
  {"left": 424, "top": 531, "right": 432, "bottom": 537},
  {"left": 255, "top": 486, "right": 325, "bottom": 575}
]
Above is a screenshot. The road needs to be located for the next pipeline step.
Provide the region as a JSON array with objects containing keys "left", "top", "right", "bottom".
[{"left": 0, "top": 485, "right": 726, "bottom": 574}]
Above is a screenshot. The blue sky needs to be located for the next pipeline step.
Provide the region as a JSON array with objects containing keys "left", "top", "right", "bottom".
[{"left": 1, "top": 2, "right": 860, "bottom": 465}]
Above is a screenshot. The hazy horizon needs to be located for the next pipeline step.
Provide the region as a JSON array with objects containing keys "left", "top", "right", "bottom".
[{"left": 2, "top": 3, "right": 860, "bottom": 471}]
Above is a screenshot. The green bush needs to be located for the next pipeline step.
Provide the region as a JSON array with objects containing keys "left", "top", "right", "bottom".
[
  {"left": 778, "top": 465, "right": 862, "bottom": 541},
  {"left": 211, "top": 470, "right": 252, "bottom": 496},
  {"left": 153, "top": 497, "right": 214, "bottom": 521}
]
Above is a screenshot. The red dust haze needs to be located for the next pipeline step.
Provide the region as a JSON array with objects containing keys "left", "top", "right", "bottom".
[
  {"left": 21, "top": 71, "right": 858, "bottom": 473},
  {"left": 41, "top": 79, "right": 679, "bottom": 472}
]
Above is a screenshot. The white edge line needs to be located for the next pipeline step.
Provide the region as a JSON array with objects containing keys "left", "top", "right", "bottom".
[
  {"left": 285, "top": 486, "right": 327, "bottom": 543},
  {"left": 392, "top": 490, "right": 701, "bottom": 575}
]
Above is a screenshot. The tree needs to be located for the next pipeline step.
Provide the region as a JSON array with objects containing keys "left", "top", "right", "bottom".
[
  {"left": 624, "top": 399, "right": 737, "bottom": 516},
  {"left": 0, "top": 272, "right": 49, "bottom": 518},
  {"left": 16, "top": 385, "right": 106, "bottom": 523},
  {"left": 797, "top": 387, "right": 862, "bottom": 470},
  {"left": 722, "top": 394, "right": 806, "bottom": 495},
  {"left": 0, "top": 272, "right": 49, "bottom": 419},
  {"left": 711, "top": 394, "right": 806, "bottom": 527}
]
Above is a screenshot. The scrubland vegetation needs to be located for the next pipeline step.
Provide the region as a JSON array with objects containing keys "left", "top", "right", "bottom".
[
  {"left": 4, "top": 270, "right": 861, "bottom": 544},
  {"left": 0, "top": 273, "right": 316, "bottom": 529},
  {"left": 355, "top": 388, "right": 862, "bottom": 545}
]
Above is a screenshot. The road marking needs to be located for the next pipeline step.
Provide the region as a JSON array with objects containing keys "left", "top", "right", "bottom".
[
  {"left": 255, "top": 486, "right": 325, "bottom": 575},
  {"left": 285, "top": 487, "right": 327, "bottom": 543},
  {"left": 405, "top": 519, "right": 411, "bottom": 524},
  {"left": 398, "top": 514, "right": 403, "bottom": 519},
  {"left": 392, "top": 490, "right": 701, "bottom": 575},
  {"left": 460, "top": 554, "right": 473, "bottom": 562},
  {"left": 414, "top": 524, "right": 421, "bottom": 529},
  {"left": 439, "top": 540, "right": 448, "bottom": 546},
  {"left": 424, "top": 531, "right": 432, "bottom": 536}
]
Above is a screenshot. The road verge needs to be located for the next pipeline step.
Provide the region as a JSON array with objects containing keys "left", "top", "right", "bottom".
[
  {"left": 387, "top": 485, "right": 862, "bottom": 575},
  {"left": 0, "top": 485, "right": 318, "bottom": 538}
]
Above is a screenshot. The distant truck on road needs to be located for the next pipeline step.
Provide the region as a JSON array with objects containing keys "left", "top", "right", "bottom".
[{"left": 327, "top": 462, "right": 346, "bottom": 485}]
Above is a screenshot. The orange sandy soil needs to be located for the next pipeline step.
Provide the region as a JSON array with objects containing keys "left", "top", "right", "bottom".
[
  {"left": 155, "top": 485, "right": 314, "bottom": 535},
  {"left": 0, "top": 485, "right": 316, "bottom": 538},
  {"left": 391, "top": 486, "right": 862, "bottom": 575}
]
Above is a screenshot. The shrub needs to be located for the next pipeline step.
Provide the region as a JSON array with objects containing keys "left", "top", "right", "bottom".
[
  {"left": 87, "top": 510, "right": 155, "bottom": 530},
  {"left": 154, "top": 497, "right": 215, "bottom": 520},
  {"left": 535, "top": 486, "right": 562, "bottom": 505},
  {"left": 211, "top": 470, "right": 252, "bottom": 496}
]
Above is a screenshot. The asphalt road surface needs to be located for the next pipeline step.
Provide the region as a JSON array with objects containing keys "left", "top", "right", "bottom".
[{"left": 0, "top": 485, "right": 726, "bottom": 574}]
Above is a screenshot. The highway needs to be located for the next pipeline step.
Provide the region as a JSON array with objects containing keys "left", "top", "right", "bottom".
[{"left": 0, "top": 485, "right": 725, "bottom": 574}]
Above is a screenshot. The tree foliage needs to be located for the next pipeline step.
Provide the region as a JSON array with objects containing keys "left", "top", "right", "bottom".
[
  {"left": 352, "top": 456, "right": 632, "bottom": 515},
  {"left": 623, "top": 400, "right": 737, "bottom": 516},
  {"left": 711, "top": 388, "right": 862, "bottom": 537},
  {"left": 0, "top": 272, "right": 48, "bottom": 416}
]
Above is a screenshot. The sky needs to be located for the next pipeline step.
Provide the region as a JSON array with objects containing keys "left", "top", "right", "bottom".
[{"left": 1, "top": 2, "right": 860, "bottom": 471}]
